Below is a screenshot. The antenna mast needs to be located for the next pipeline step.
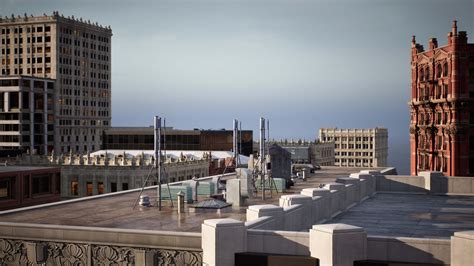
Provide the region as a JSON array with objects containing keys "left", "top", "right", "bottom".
[{"left": 154, "top": 116, "right": 162, "bottom": 210}]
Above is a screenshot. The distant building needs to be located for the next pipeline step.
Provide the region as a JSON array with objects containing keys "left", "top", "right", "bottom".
[
  {"left": 0, "top": 76, "right": 55, "bottom": 155},
  {"left": 0, "top": 12, "right": 112, "bottom": 154},
  {"left": 102, "top": 127, "right": 253, "bottom": 156},
  {"left": 268, "top": 139, "right": 335, "bottom": 166},
  {"left": 268, "top": 144, "right": 291, "bottom": 180},
  {"left": 0, "top": 166, "right": 60, "bottom": 210},
  {"left": 310, "top": 141, "right": 335, "bottom": 166},
  {"left": 9, "top": 150, "right": 248, "bottom": 198},
  {"left": 319, "top": 128, "right": 388, "bottom": 168},
  {"left": 409, "top": 21, "right": 474, "bottom": 176}
]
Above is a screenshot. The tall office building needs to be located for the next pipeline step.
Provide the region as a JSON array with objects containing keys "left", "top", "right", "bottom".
[
  {"left": 319, "top": 128, "right": 388, "bottom": 168},
  {"left": 410, "top": 21, "right": 474, "bottom": 176},
  {"left": 0, "top": 12, "right": 112, "bottom": 154}
]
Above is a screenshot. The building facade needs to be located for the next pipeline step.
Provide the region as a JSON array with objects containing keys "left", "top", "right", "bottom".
[
  {"left": 0, "top": 12, "right": 112, "bottom": 154},
  {"left": 0, "top": 166, "right": 60, "bottom": 210},
  {"left": 319, "top": 128, "right": 388, "bottom": 168},
  {"left": 10, "top": 151, "right": 210, "bottom": 198},
  {"left": 102, "top": 127, "right": 254, "bottom": 156},
  {"left": 268, "top": 139, "right": 335, "bottom": 166},
  {"left": 0, "top": 76, "right": 55, "bottom": 155},
  {"left": 409, "top": 21, "right": 474, "bottom": 176},
  {"left": 310, "top": 141, "right": 335, "bottom": 166}
]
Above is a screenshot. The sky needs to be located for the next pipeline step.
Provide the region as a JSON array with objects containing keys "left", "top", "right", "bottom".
[{"left": 1, "top": 0, "right": 473, "bottom": 174}]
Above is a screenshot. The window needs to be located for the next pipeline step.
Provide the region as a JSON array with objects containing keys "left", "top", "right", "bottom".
[
  {"left": 111, "top": 182, "right": 117, "bottom": 192},
  {"left": 98, "top": 182, "right": 104, "bottom": 194},
  {"left": 436, "top": 64, "right": 442, "bottom": 78},
  {"left": 0, "top": 177, "right": 15, "bottom": 200},
  {"left": 32, "top": 174, "right": 51, "bottom": 195},
  {"left": 71, "top": 181, "right": 79, "bottom": 196},
  {"left": 122, "top": 183, "right": 129, "bottom": 191},
  {"left": 23, "top": 175, "right": 30, "bottom": 198},
  {"left": 86, "top": 182, "right": 93, "bottom": 196}
]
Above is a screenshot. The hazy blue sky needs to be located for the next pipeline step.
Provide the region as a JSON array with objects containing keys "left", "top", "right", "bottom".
[{"left": 1, "top": 0, "right": 473, "bottom": 173}]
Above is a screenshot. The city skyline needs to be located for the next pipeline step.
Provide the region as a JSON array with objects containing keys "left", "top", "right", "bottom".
[{"left": 1, "top": 0, "right": 473, "bottom": 174}]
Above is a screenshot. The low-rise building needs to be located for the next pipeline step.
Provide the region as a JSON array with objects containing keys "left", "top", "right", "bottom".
[
  {"left": 102, "top": 127, "right": 254, "bottom": 156},
  {"left": 268, "top": 139, "right": 335, "bottom": 166},
  {"left": 310, "top": 141, "right": 335, "bottom": 166},
  {"left": 0, "top": 166, "right": 60, "bottom": 210},
  {"left": 319, "top": 127, "right": 388, "bottom": 168}
]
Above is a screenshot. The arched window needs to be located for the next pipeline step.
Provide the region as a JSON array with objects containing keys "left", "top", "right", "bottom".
[
  {"left": 419, "top": 68, "right": 424, "bottom": 81},
  {"left": 425, "top": 67, "right": 430, "bottom": 80},
  {"left": 436, "top": 64, "right": 442, "bottom": 78},
  {"left": 443, "top": 62, "right": 448, "bottom": 77}
]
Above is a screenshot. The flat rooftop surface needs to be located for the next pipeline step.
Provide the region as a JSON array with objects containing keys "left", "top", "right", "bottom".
[
  {"left": 0, "top": 166, "right": 59, "bottom": 173},
  {"left": 0, "top": 166, "right": 370, "bottom": 232},
  {"left": 328, "top": 193, "right": 474, "bottom": 239}
]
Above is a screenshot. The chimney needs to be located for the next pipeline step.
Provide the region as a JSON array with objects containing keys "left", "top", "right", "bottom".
[{"left": 429, "top": 38, "right": 438, "bottom": 50}]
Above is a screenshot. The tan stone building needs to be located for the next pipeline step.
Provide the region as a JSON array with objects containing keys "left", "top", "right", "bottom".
[
  {"left": 0, "top": 12, "right": 112, "bottom": 154},
  {"left": 319, "top": 128, "right": 388, "bottom": 167}
]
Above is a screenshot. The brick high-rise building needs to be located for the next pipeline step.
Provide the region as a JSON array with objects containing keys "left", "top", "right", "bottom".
[
  {"left": 409, "top": 21, "right": 474, "bottom": 176},
  {"left": 0, "top": 12, "right": 112, "bottom": 154}
]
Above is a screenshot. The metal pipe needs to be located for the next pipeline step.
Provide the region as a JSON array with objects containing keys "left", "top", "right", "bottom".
[
  {"left": 154, "top": 116, "right": 162, "bottom": 210},
  {"left": 260, "top": 117, "right": 265, "bottom": 200}
]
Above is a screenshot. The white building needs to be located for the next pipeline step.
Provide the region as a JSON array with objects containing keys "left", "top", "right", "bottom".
[{"left": 319, "top": 127, "right": 388, "bottom": 167}]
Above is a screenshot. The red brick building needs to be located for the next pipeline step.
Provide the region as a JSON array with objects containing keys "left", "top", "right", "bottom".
[{"left": 410, "top": 21, "right": 474, "bottom": 176}]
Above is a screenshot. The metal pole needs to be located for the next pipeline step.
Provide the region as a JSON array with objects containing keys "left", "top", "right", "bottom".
[
  {"left": 233, "top": 119, "right": 238, "bottom": 166},
  {"left": 260, "top": 117, "right": 265, "bottom": 200},
  {"left": 154, "top": 116, "right": 162, "bottom": 210},
  {"left": 239, "top": 121, "right": 242, "bottom": 157}
]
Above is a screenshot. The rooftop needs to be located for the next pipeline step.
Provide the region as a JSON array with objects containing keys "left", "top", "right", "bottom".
[
  {"left": 0, "top": 165, "right": 59, "bottom": 173},
  {"left": 0, "top": 166, "right": 370, "bottom": 232},
  {"left": 328, "top": 193, "right": 474, "bottom": 239}
]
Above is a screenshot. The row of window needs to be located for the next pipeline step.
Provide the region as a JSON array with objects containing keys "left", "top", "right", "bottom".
[
  {"left": 418, "top": 112, "right": 452, "bottom": 126},
  {"left": 2, "top": 46, "right": 52, "bottom": 55},
  {"left": 418, "top": 84, "right": 448, "bottom": 101},
  {"left": 1, "top": 26, "right": 51, "bottom": 35},
  {"left": 59, "top": 119, "right": 109, "bottom": 126},
  {"left": 418, "top": 62, "right": 449, "bottom": 81},
  {"left": 335, "top": 158, "right": 373, "bottom": 163},
  {"left": 0, "top": 173, "right": 58, "bottom": 201},
  {"left": 60, "top": 78, "right": 110, "bottom": 89},
  {"left": 335, "top": 151, "right": 373, "bottom": 157},
  {"left": 335, "top": 144, "right": 374, "bottom": 149},
  {"left": 322, "top": 136, "right": 376, "bottom": 142},
  {"left": 59, "top": 36, "right": 110, "bottom": 52},
  {"left": 1, "top": 67, "right": 51, "bottom": 75},
  {"left": 3, "top": 57, "right": 52, "bottom": 64},
  {"left": 1, "top": 35, "right": 51, "bottom": 45},
  {"left": 60, "top": 27, "right": 110, "bottom": 44}
]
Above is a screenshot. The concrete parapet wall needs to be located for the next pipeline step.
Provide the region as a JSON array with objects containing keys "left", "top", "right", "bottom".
[
  {"left": 247, "top": 229, "right": 310, "bottom": 256},
  {"left": 367, "top": 235, "right": 450, "bottom": 265},
  {"left": 246, "top": 205, "right": 284, "bottom": 230},
  {"left": 0, "top": 222, "right": 202, "bottom": 250},
  {"left": 376, "top": 175, "right": 426, "bottom": 193},
  {"left": 0, "top": 222, "right": 203, "bottom": 265},
  {"left": 246, "top": 174, "right": 375, "bottom": 232},
  {"left": 451, "top": 230, "right": 474, "bottom": 266}
]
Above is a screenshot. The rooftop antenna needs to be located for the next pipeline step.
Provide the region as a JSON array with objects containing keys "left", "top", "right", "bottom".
[
  {"left": 233, "top": 119, "right": 240, "bottom": 167},
  {"left": 163, "top": 118, "right": 173, "bottom": 208},
  {"left": 239, "top": 121, "right": 242, "bottom": 158},
  {"left": 155, "top": 116, "right": 163, "bottom": 210},
  {"left": 133, "top": 116, "right": 173, "bottom": 210},
  {"left": 260, "top": 117, "right": 266, "bottom": 200}
]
